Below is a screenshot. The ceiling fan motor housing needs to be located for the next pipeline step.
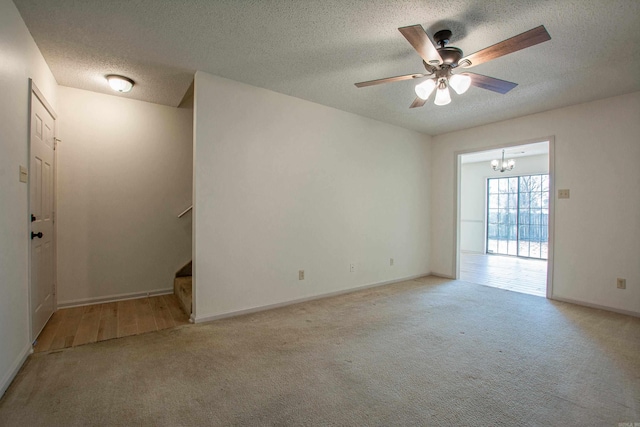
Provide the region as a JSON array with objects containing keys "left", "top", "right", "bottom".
[
  {"left": 438, "top": 47, "right": 463, "bottom": 66},
  {"left": 433, "top": 30, "right": 463, "bottom": 66}
]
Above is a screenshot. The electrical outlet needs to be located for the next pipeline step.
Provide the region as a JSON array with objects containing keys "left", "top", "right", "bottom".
[
  {"left": 350, "top": 263, "right": 355, "bottom": 273},
  {"left": 390, "top": 258, "right": 394, "bottom": 266},
  {"left": 298, "top": 270, "right": 304, "bottom": 280},
  {"left": 558, "top": 189, "right": 570, "bottom": 199},
  {"left": 617, "top": 278, "right": 626, "bottom": 289}
]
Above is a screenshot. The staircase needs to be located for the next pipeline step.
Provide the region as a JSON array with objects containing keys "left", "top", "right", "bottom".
[{"left": 174, "top": 261, "right": 192, "bottom": 317}]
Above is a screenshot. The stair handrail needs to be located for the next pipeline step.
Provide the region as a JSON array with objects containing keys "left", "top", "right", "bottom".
[{"left": 178, "top": 205, "right": 192, "bottom": 218}]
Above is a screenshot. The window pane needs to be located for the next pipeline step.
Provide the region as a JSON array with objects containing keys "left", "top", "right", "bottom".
[
  {"left": 509, "top": 177, "right": 518, "bottom": 193},
  {"left": 488, "top": 224, "right": 497, "bottom": 238},
  {"left": 489, "top": 179, "right": 499, "bottom": 194},
  {"left": 531, "top": 175, "right": 542, "bottom": 191},
  {"left": 541, "top": 175, "right": 549, "bottom": 191},
  {"left": 499, "top": 178, "right": 508, "bottom": 193},
  {"left": 488, "top": 209, "right": 499, "bottom": 224},
  {"left": 531, "top": 192, "right": 542, "bottom": 208},
  {"left": 489, "top": 194, "right": 498, "bottom": 209}
]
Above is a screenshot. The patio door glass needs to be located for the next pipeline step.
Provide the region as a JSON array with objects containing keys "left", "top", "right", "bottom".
[{"left": 487, "top": 174, "right": 549, "bottom": 259}]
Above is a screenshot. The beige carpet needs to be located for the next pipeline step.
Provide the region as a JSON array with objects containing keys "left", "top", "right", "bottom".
[{"left": 0, "top": 276, "right": 638, "bottom": 426}]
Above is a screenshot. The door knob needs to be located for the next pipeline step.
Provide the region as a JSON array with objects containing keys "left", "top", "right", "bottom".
[{"left": 31, "top": 232, "right": 43, "bottom": 239}]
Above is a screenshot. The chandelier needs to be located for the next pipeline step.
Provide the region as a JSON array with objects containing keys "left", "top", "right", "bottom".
[
  {"left": 414, "top": 68, "right": 471, "bottom": 106},
  {"left": 491, "top": 150, "right": 515, "bottom": 172}
]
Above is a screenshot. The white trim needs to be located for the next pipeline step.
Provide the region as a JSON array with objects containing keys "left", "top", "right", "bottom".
[
  {"left": 551, "top": 296, "right": 640, "bottom": 318},
  {"left": 57, "top": 288, "right": 173, "bottom": 309},
  {"left": 546, "top": 137, "right": 556, "bottom": 299},
  {"left": 430, "top": 272, "right": 456, "bottom": 280},
  {"left": 193, "top": 273, "right": 430, "bottom": 324},
  {"left": 30, "top": 81, "right": 57, "bottom": 119},
  {"left": 0, "top": 344, "right": 32, "bottom": 399}
]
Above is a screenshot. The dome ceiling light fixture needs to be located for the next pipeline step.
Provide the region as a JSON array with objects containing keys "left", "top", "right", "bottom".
[
  {"left": 355, "top": 24, "right": 551, "bottom": 108},
  {"left": 491, "top": 149, "right": 516, "bottom": 172},
  {"left": 106, "top": 74, "right": 135, "bottom": 93}
]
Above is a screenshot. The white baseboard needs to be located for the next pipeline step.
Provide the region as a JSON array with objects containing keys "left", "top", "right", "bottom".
[
  {"left": 194, "top": 273, "right": 431, "bottom": 324},
  {"left": 0, "top": 343, "right": 32, "bottom": 399},
  {"left": 430, "top": 272, "right": 456, "bottom": 280},
  {"left": 551, "top": 295, "right": 640, "bottom": 318},
  {"left": 57, "top": 288, "right": 173, "bottom": 309}
]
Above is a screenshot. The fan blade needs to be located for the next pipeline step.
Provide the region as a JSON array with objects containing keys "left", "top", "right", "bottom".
[
  {"left": 409, "top": 97, "right": 427, "bottom": 108},
  {"left": 398, "top": 25, "right": 443, "bottom": 66},
  {"left": 459, "top": 25, "right": 551, "bottom": 68},
  {"left": 468, "top": 73, "right": 518, "bottom": 94},
  {"left": 355, "top": 73, "right": 428, "bottom": 88}
]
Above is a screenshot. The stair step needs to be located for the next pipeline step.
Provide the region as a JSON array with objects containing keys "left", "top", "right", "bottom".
[
  {"left": 174, "top": 276, "right": 192, "bottom": 316},
  {"left": 176, "top": 261, "right": 192, "bottom": 278}
]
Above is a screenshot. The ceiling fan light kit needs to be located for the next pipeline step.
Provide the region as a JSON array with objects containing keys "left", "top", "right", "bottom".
[
  {"left": 434, "top": 81, "right": 451, "bottom": 106},
  {"left": 355, "top": 24, "right": 551, "bottom": 108}
]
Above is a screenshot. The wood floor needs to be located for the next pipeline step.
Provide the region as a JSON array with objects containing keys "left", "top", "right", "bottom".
[
  {"left": 460, "top": 252, "right": 547, "bottom": 297},
  {"left": 34, "top": 294, "right": 190, "bottom": 353}
]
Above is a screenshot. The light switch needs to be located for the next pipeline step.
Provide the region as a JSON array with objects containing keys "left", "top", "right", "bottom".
[
  {"left": 558, "top": 189, "right": 570, "bottom": 199},
  {"left": 19, "top": 165, "right": 28, "bottom": 183}
]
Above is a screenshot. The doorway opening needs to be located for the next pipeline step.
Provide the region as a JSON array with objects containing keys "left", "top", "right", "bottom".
[{"left": 456, "top": 140, "right": 553, "bottom": 297}]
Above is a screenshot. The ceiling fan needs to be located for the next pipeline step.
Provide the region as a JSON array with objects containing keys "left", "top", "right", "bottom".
[{"left": 355, "top": 24, "right": 551, "bottom": 107}]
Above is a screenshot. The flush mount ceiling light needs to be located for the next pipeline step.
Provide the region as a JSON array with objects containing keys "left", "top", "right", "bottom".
[
  {"left": 491, "top": 150, "right": 516, "bottom": 172},
  {"left": 106, "top": 75, "right": 134, "bottom": 93}
]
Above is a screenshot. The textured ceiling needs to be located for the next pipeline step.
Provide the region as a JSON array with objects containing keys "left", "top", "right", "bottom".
[{"left": 13, "top": 0, "right": 640, "bottom": 135}]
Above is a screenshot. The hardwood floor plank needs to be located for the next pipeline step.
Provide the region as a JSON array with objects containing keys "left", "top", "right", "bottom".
[
  {"left": 49, "top": 307, "right": 84, "bottom": 350},
  {"left": 150, "top": 296, "right": 175, "bottom": 330},
  {"left": 163, "top": 294, "right": 190, "bottom": 326},
  {"left": 135, "top": 298, "right": 157, "bottom": 334},
  {"left": 117, "top": 299, "right": 138, "bottom": 338},
  {"left": 35, "top": 294, "right": 191, "bottom": 352},
  {"left": 33, "top": 311, "right": 63, "bottom": 352},
  {"left": 97, "top": 302, "right": 118, "bottom": 341},
  {"left": 460, "top": 253, "right": 546, "bottom": 297},
  {"left": 72, "top": 306, "right": 101, "bottom": 347}
]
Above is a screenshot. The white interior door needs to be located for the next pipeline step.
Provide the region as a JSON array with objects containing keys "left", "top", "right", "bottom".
[{"left": 30, "top": 90, "right": 56, "bottom": 340}]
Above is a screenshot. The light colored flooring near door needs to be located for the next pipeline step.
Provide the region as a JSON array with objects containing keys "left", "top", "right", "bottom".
[
  {"left": 33, "top": 294, "right": 189, "bottom": 353},
  {"left": 1, "top": 276, "right": 638, "bottom": 426},
  {"left": 460, "top": 252, "right": 547, "bottom": 296}
]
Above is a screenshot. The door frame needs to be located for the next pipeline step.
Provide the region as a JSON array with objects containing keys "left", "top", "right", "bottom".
[
  {"left": 453, "top": 136, "right": 556, "bottom": 299},
  {"left": 28, "top": 79, "right": 58, "bottom": 342}
]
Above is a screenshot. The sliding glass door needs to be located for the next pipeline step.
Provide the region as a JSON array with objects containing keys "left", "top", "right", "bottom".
[{"left": 486, "top": 174, "right": 549, "bottom": 259}]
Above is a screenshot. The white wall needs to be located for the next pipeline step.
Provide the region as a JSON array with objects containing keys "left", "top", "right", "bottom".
[
  {"left": 193, "top": 72, "right": 432, "bottom": 320},
  {"left": 431, "top": 92, "right": 640, "bottom": 315},
  {"left": 56, "top": 87, "right": 193, "bottom": 305},
  {"left": 0, "top": 0, "right": 58, "bottom": 396},
  {"left": 460, "top": 154, "right": 548, "bottom": 253}
]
